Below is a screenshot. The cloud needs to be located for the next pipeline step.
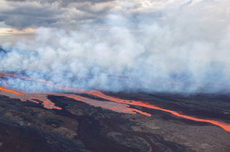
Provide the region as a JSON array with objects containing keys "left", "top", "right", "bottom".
[
  {"left": 0, "top": 3, "right": 62, "bottom": 29},
  {"left": 4, "top": 0, "right": 115, "bottom": 5},
  {"left": 0, "top": 0, "right": 116, "bottom": 29},
  {"left": 0, "top": 0, "right": 185, "bottom": 29}
]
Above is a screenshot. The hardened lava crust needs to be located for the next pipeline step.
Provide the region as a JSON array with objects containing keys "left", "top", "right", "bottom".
[{"left": 0, "top": 92, "right": 229, "bottom": 152}]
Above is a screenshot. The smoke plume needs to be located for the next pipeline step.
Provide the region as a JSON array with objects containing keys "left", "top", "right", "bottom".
[{"left": 1, "top": 0, "right": 230, "bottom": 94}]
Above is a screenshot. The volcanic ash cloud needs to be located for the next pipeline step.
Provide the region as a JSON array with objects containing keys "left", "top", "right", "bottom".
[{"left": 1, "top": 0, "right": 230, "bottom": 94}]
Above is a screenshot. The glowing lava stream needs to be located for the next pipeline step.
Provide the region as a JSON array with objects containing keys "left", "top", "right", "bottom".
[
  {"left": 0, "top": 86, "right": 24, "bottom": 96},
  {"left": 1, "top": 72, "right": 230, "bottom": 132},
  {"left": 0, "top": 86, "right": 151, "bottom": 116},
  {"left": 55, "top": 93, "right": 151, "bottom": 116},
  {"left": 85, "top": 91, "right": 230, "bottom": 132},
  {"left": 0, "top": 86, "right": 61, "bottom": 110},
  {"left": 1, "top": 86, "right": 230, "bottom": 132}
]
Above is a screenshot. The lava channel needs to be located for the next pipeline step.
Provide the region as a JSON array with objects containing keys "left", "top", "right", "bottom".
[{"left": 1, "top": 72, "right": 230, "bottom": 132}]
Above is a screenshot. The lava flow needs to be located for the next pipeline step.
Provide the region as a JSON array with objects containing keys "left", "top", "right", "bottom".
[
  {"left": 0, "top": 86, "right": 151, "bottom": 116},
  {"left": 0, "top": 72, "right": 230, "bottom": 132},
  {"left": 0, "top": 86, "right": 61, "bottom": 110},
  {"left": 0, "top": 86, "right": 24, "bottom": 96},
  {"left": 85, "top": 90, "right": 230, "bottom": 132},
  {"left": 55, "top": 93, "right": 151, "bottom": 116}
]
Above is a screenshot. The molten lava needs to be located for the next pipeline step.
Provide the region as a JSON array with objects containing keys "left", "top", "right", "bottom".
[
  {"left": 0, "top": 86, "right": 24, "bottom": 96},
  {"left": 85, "top": 90, "right": 230, "bottom": 132},
  {"left": 0, "top": 72, "right": 230, "bottom": 132},
  {"left": 0, "top": 86, "right": 151, "bottom": 116},
  {"left": 0, "top": 86, "right": 61, "bottom": 110},
  {"left": 54, "top": 93, "right": 151, "bottom": 116}
]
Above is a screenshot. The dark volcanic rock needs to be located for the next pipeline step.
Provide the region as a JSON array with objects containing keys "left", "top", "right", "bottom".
[{"left": 0, "top": 92, "right": 230, "bottom": 152}]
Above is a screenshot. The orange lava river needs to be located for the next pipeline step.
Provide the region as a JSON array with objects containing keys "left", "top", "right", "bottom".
[{"left": 0, "top": 72, "right": 230, "bottom": 132}]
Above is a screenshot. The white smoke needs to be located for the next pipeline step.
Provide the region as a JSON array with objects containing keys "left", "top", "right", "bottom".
[{"left": 1, "top": 0, "right": 230, "bottom": 93}]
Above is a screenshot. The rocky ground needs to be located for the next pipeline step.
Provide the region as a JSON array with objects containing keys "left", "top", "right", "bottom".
[{"left": 0, "top": 92, "right": 230, "bottom": 152}]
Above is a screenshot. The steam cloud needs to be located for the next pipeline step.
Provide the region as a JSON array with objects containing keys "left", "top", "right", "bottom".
[{"left": 1, "top": 0, "right": 230, "bottom": 94}]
